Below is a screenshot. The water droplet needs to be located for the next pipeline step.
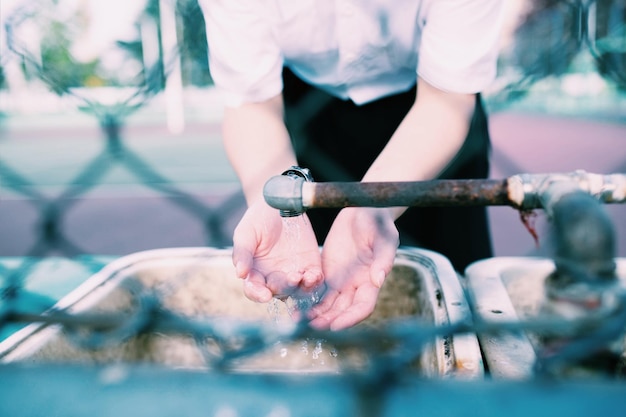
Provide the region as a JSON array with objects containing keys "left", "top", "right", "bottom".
[
  {"left": 312, "top": 340, "right": 323, "bottom": 359},
  {"left": 266, "top": 299, "right": 281, "bottom": 322}
]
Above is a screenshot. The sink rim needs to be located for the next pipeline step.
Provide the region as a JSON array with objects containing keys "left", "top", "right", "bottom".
[
  {"left": 0, "top": 246, "right": 483, "bottom": 378},
  {"left": 465, "top": 256, "right": 626, "bottom": 379}
]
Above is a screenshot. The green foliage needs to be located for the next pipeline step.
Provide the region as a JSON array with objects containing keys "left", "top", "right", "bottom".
[{"left": 39, "top": 21, "right": 100, "bottom": 93}]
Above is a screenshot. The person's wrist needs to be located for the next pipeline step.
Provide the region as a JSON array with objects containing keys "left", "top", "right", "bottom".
[
  {"left": 356, "top": 206, "right": 398, "bottom": 221},
  {"left": 386, "top": 206, "right": 407, "bottom": 221}
]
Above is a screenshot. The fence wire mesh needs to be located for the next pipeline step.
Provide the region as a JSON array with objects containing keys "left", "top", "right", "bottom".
[
  {"left": 1, "top": 257, "right": 625, "bottom": 379},
  {"left": 1, "top": 0, "right": 247, "bottom": 290},
  {"left": 0, "top": 2, "right": 625, "bottom": 407}
]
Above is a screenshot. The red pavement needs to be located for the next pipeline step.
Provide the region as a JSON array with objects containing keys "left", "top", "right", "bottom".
[
  {"left": 488, "top": 111, "right": 626, "bottom": 258},
  {"left": 1, "top": 110, "right": 625, "bottom": 260}
]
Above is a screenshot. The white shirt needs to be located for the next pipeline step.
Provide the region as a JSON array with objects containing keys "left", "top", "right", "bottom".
[{"left": 200, "top": 0, "right": 504, "bottom": 107}]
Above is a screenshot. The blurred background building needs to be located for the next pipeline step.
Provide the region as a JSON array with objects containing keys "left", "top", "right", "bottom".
[{"left": 0, "top": 0, "right": 624, "bottom": 268}]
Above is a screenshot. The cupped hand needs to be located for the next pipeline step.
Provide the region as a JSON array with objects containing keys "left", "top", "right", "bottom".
[
  {"left": 231, "top": 200, "right": 323, "bottom": 303},
  {"left": 308, "top": 207, "right": 400, "bottom": 330}
]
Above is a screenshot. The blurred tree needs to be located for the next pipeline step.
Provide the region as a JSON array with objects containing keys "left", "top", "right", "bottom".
[
  {"left": 511, "top": 0, "right": 625, "bottom": 89},
  {"left": 511, "top": 0, "right": 580, "bottom": 81},
  {"left": 40, "top": 20, "right": 100, "bottom": 93},
  {"left": 593, "top": 0, "right": 626, "bottom": 90},
  {"left": 176, "top": 0, "right": 212, "bottom": 86},
  {"left": 114, "top": 0, "right": 213, "bottom": 89},
  {"left": 0, "top": 65, "right": 6, "bottom": 90}
]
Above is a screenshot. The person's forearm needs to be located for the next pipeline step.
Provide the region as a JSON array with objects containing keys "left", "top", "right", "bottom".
[
  {"left": 362, "top": 77, "right": 476, "bottom": 220},
  {"left": 222, "top": 95, "right": 297, "bottom": 205}
]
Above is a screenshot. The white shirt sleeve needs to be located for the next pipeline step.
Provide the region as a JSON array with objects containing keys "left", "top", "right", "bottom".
[
  {"left": 418, "top": 0, "right": 504, "bottom": 94},
  {"left": 199, "top": 0, "right": 283, "bottom": 107}
]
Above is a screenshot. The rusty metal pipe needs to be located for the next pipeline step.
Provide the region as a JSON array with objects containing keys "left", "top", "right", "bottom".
[
  {"left": 305, "top": 179, "right": 510, "bottom": 208},
  {"left": 263, "top": 170, "right": 626, "bottom": 212}
]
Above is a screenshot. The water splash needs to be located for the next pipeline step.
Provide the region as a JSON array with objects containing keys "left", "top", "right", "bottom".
[
  {"left": 266, "top": 299, "right": 283, "bottom": 323},
  {"left": 282, "top": 216, "right": 303, "bottom": 277},
  {"left": 276, "top": 341, "right": 288, "bottom": 358},
  {"left": 265, "top": 217, "right": 337, "bottom": 365},
  {"left": 312, "top": 340, "right": 323, "bottom": 360},
  {"left": 280, "top": 215, "right": 325, "bottom": 316},
  {"left": 284, "top": 287, "right": 324, "bottom": 316}
]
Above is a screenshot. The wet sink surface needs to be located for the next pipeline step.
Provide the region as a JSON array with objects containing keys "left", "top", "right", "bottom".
[
  {"left": 465, "top": 257, "right": 626, "bottom": 379},
  {"left": 0, "top": 247, "right": 482, "bottom": 378}
]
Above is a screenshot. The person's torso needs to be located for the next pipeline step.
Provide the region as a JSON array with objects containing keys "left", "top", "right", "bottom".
[{"left": 266, "top": 0, "right": 433, "bottom": 104}]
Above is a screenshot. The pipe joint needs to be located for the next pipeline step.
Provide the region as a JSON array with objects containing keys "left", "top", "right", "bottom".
[
  {"left": 264, "top": 166, "right": 313, "bottom": 217},
  {"left": 507, "top": 170, "right": 626, "bottom": 212}
]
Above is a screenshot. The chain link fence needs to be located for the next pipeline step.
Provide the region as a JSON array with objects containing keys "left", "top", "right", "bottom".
[
  {"left": 1, "top": 0, "right": 624, "bottom": 256},
  {"left": 0, "top": 247, "right": 625, "bottom": 416},
  {"left": 0, "top": 1, "right": 625, "bottom": 411},
  {"left": 0, "top": 0, "right": 247, "bottom": 288},
  {"left": 488, "top": 0, "right": 625, "bottom": 113}
]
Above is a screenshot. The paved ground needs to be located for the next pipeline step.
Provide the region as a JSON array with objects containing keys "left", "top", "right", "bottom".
[
  {"left": 1, "top": 88, "right": 625, "bottom": 263},
  {"left": 487, "top": 111, "right": 626, "bottom": 258}
]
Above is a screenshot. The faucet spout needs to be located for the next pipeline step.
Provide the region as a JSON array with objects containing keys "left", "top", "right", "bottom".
[
  {"left": 263, "top": 174, "right": 307, "bottom": 217},
  {"left": 263, "top": 166, "right": 315, "bottom": 217}
]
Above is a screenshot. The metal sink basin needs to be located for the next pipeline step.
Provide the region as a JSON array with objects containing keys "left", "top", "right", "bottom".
[
  {"left": 0, "top": 247, "right": 482, "bottom": 378},
  {"left": 465, "top": 257, "right": 626, "bottom": 379}
]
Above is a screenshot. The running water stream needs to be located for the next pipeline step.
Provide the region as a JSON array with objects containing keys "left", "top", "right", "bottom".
[{"left": 265, "top": 216, "right": 336, "bottom": 369}]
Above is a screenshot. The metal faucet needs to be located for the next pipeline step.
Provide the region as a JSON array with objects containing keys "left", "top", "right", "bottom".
[
  {"left": 264, "top": 170, "right": 626, "bottom": 212},
  {"left": 264, "top": 169, "right": 626, "bottom": 376},
  {"left": 268, "top": 166, "right": 315, "bottom": 217}
]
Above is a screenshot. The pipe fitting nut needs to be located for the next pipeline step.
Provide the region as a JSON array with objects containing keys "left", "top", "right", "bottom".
[{"left": 279, "top": 166, "right": 314, "bottom": 217}]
